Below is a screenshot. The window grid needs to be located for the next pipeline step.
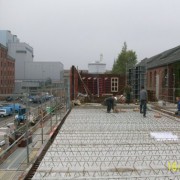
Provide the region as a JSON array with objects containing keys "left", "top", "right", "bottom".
[{"left": 111, "top": 78, "right": 118, "bottom": 92}]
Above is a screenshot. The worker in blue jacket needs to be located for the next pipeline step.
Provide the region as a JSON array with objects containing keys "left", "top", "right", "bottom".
[
  {"left": 140, "top": 86, "right": 148, "bottom": 117},
  {"left": 175, "top": 97, "right": 180, "bottom": 115}
]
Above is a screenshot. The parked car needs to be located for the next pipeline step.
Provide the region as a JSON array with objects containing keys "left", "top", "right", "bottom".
[
  {"left": 6, "top": 104, "right": 22, "bottom": 113},
  {"left": 0, "top": 108, "right": 12, "bottom": 117},
  {"left": 45, "top": 94, "right": 54, "bottom": 100},
  {"left": 32, "top": 95, "right": 41, "bottom": 103},
  {"left": 6, "top": 96, "right": 13, "bottom": 102}
]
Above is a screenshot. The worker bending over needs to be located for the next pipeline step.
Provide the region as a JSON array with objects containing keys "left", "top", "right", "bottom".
[{"left": 106, "top": 96, "right": 117, "bottom": 113}]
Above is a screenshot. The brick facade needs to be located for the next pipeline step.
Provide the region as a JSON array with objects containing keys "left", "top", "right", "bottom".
[
  {"left": 0, "top": 44, "right": 15, "bottom": 94},
  {"left": 147, "top": 64, "right": 175, "bottom": 102},
  {"left": 70, "top": 66, "right": 126, "bottom": 100}
]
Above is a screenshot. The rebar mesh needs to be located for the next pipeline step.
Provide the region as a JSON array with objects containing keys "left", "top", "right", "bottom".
[{"left": 32, "top": 108, "right": 180, "bottom": 179}]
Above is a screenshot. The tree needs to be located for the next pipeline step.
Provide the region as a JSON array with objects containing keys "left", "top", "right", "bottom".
[{"left": 112, "top": 42, "right": 137, "bottom": 74}]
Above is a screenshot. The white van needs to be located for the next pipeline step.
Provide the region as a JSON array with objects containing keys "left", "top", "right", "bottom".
[{"left": 0, "top": 109, "right": 9, "bottom": 117}]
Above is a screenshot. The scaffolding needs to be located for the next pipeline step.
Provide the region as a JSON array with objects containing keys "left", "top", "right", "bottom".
[{"left": 128, "top": 66, "right": 146, "bottom": 101}]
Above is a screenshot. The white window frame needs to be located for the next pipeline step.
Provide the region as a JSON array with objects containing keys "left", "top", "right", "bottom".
[{"left": 111, "top": 77, "right": 118, "bottom": 92}]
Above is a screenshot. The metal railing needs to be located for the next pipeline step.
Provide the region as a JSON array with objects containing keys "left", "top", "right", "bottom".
[{"left": 0, "top": 83, "right": 71, "bottom": 179}]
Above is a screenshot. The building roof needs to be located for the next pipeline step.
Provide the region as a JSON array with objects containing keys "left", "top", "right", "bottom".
[
  {"left": 0, "top": 42, "right": 7, "bottom": 49},
  {"left": 136, "top": 58, "right": 149, "bottom": 67},
  {"left": 136, "top": 45, "right": 180, "bottom": 69},
  {"left": 147, "top": 45, "right": 180, "bottom": 69}
]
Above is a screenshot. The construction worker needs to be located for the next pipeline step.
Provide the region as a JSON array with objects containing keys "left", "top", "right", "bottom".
[
  {"left": 125, "top": 85, "right": 132, "bottom": 104},
  {"left": 175, "top": 97, "right": 180, "bottom": 115},
  {"left": 140, "top": 86, "right": 147, "bottom": 117},
  {"left": 105, "top": 96, "right": 117, "bottom": 113}
]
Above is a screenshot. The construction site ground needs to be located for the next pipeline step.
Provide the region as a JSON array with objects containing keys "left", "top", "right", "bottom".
[{"left": 31, "top": 103, "right": 180, "bottom": 180}]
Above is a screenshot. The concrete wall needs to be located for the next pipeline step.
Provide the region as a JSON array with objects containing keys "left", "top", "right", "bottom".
[
  {"left": 25, "top": 61, "right": 64, "bottom": 81},
  {"left": 8, "top": 43, "right": 34, "bottom": 80}
]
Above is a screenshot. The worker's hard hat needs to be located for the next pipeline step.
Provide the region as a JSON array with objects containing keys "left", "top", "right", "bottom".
[{"left": 114, "top": 97, "right": 117, "bottom": 101}]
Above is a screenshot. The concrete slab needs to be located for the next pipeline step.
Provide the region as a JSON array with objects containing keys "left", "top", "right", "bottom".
[{"left": 33, "top": 107, "right": 180, "bottom": 179}]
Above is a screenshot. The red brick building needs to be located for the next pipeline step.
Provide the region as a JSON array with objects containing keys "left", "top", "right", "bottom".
[
  {"left": 129, "top": 45, "right": 180, "bottom": 102},
  {"left": 70, "top": 66, "right": 126, "bottom": 101},
  {"left": 147, "top": 65, "right": 175, "bottom": 101},
  {"left": 146, "top": 46, "right": 180, "bottom": 102},
  {"left": 0, "top": 43, "right": 15, "bottom": 94}
]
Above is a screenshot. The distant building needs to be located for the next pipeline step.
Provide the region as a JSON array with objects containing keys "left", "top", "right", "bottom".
[
  {"left": 70, "top": 66, "right": 125, "bottom": 101},
  {"left": 0, "top": 43, "right": 15, "bottom": 95},
  {"left": 0, "top": 30, "right": 20, "bottom": 47},
  {"left": 88, "top": 61, "right": 106, "bottom": 74},
  {"left": 0, "top": 30, "right": 33, "bottom": 81},
  {"left": 88, "top": 54, "right": 106, "bottom": 74},
  {"left": 0, "top": 30, "right": 64, "bottom": 93}
]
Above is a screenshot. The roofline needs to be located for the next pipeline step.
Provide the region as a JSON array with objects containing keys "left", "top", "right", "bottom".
[
  {"left": 147, "top": 58, "right": 180, "bottom": 70},
  {"left": 30, "top": 61, "right": 64, "bottom": 67},
  {"left": 0, "top": 43, "right": 7, "bottom": 50}
]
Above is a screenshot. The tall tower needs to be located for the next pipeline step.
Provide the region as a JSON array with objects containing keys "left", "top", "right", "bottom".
[{"left": 100, "top": 53, "right": 103, "bottom": 62}]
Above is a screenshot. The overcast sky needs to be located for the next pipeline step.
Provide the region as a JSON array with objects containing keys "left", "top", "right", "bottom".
[{"left": 0, "top": 0, "right": 180, "bottom": 70}]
